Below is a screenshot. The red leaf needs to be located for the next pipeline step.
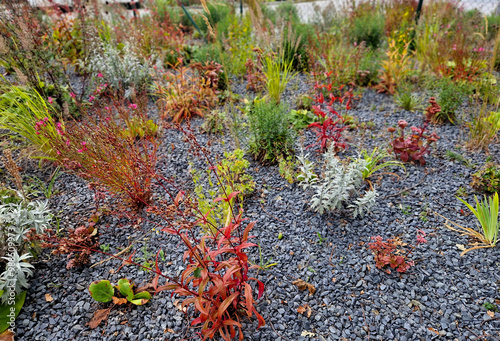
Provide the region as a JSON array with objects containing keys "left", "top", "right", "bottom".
[
  {"left": 244, "top": 283, "right": 253, "bottom": 317},
  {"left": 218, "top": 292, "right": 239, "bottom": 318}
]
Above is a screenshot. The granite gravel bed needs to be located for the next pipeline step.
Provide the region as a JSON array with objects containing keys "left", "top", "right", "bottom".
[{"left": 12, "top": 76, "right": 500, "bottom": 341}]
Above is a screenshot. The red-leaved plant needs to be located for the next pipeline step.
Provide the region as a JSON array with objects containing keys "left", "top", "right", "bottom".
[
  {"left": 36, "top": 97, "right": 158, "bottom": 208},
  {"left": 66, "top": 124, "right": 266, "bottom": 340},
  {"left": 307, "top": 77, "right": 356, "bottom": 152},
  {"left": 368, "top": 230, "right": 427, "bottom": 274},
  {"left": 245, "top": 49, "right": 266, "bottom": 93},
  {"left": 148, "top": 125, "right": 265, "bottom": 340},
  {"left": 388, "top": 119, "right": 439, "bottom": 165}
]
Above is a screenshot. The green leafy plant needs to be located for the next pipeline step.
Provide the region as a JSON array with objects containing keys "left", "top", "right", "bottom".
[
  {"left": 317, "top": 232, "right": 325, "bottom": 244},
  {"left": 0, "top": 290, "right": 26, "bottom": 333},
  {"left": 249, "top": 244, "right": 278, "bottom": 272},
  {"left": 446, "top": 150, "right": 473, "bottom": 168},
  {"left": 289, "top": 109, "right": 316, "bottom": 131},
  {"left": 445, "top": 193, "right": 499, "bottom": 255},
  {"left": 349, "top": 5, "right": 385, "bottom": 49},
  {"left": 471, "top": 163, "right": 500, "bottom": 193},
  {"left": 89, "top": 279, "right": 151, "bottom": 306},
  {"left": 456, "top": 186, "right": 468, "bottom": 197},
  {"left": 483, "top": 302, "right": 498, "bottom": 312},
  {"left": 191, "top": 149, "right": 255, "bottom": 233},
  {"left": 360, "top": 147, "right": 405, "bottom": 181},
  {"left": 201, "top": 110, "right": 227, "bottom": 134},
  {"left": 247, "top": 99, "right": 295, "bottom": 163},
  {"left": 435, "top": 78, "right": 471, "bottom": 124},
  {"left": 278, "top": 155, "right": 297, "bottom": 184}
]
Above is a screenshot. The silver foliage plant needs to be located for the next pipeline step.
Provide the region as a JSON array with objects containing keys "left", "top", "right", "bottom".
[
  {"left": 87, "top": 42, "right": 152, "bottom": 99},
  {"left": 297, "top": 147, "right": 378, "bottom": 216},
  {"left": 0, "top": 201, "right": 51, "bottom": 301}
]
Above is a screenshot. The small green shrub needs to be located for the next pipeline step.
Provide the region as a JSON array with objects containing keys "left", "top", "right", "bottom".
[
  {"left": 349, "top": 10, "right": 385, "bottom": 49},
  {"left": 247, "top": 100, "right": 295, "bottom": 163},
  {"left": 394, "top": 82, "right": 423, "bottom": 112},
  {"left": 435, "top": 78, "right": 472, "bottom": 123}
]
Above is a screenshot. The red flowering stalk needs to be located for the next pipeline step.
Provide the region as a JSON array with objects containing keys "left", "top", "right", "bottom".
[{"left": 368, "top": 230, "right": 428, "bottom": 274}]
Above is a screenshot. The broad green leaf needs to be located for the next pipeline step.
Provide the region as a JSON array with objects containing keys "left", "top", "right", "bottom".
[
  {"left": 116, "top": 279, "right": 134, "bottom": 301},
  {"left": 0, "top": 291, "right": 26, "bottom": 333},
  {"left": 129, "top": 292, "right": 151, "bottom": 305},
  {"left": 88, "top": 280, "right": 114, "bottom": 303}
]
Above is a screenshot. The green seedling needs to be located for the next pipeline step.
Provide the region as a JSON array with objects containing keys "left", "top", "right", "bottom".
[
  {"left": 317, "top": 232, "right": 325, "bottom": 244},
  {"left": 88, "top": 279, "right": 151, "bottom": 306},
  {"left": 100, "top": 244, "right": 110, "bottom": 253},
  {"left": 399, "top": 204, "right": 411, "bottom": 215}
]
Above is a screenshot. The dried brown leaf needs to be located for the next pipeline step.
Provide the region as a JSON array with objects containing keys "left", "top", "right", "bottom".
[
  {"left": 45, "top": 293, "right": 53, "bottom": 302},
  {"left": 292, "top": 279, "right": 316, "bottom": 296},
  {"left": 112, "top": 297, "right": 128, "bottom": 305},
  {"left": 0, "top": 330, "right": 14, "bottom": 341},
  {"left": 88, "top": 308, "right": 111, "bottom": 329}
]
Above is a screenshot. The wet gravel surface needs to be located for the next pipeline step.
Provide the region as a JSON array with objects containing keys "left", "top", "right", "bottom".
[{"left": 12, "top": 75, "right": 500, "bottom": 340}]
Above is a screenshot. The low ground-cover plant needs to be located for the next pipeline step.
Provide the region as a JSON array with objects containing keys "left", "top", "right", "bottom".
[
  {"left": 388, "top": 120, "right": 439, "bottom": 165},
  {"left": 434, "top": 78, "right": 471, "bottom": 123},
  {"left": 89, "top": 278, "right": 151, "bottom": 306},
  {"left": 246, "top": 98, "right": 295, "bottom": 163},
  {"left": 368, "top": 230, "right": 428, "bottom": 274},
  {"left": 297, "top": 147, "right": 378, "bottom": 217},
  {"left": 471, "top": 163, "right": 500, "bottom": 193}
]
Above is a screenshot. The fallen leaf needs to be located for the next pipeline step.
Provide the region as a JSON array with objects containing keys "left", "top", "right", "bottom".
[
  {"left": 112, "top": 297, "right": 128, "bottom": 305},
  {"left": 120, "top": 320, "right": 128, "bottom": 325},
  {"left": 332, "top": 277, "right": 336, "bottom": 283},
  {"left": 487, "top": 311, "right": 495, "bottom": 318},
  {"left": 164, "top": 329, "right": 175, "bottom": 333},
  {"left": 297, "top": 304, "right": 312, "bottom": 318},
  {"left": 428, "top": 327, "right": 442, "bottom": 335},
  {"left": 45, "top": 294, "right": 53, "bottom": 302},
  {"left": 0, "top": 330, "right": 14, "bottom": 341},
  {"left": 109, "top": 268, "right": 115, "bottom": 274},
  {"left": 88, "top": 308, "right": 111, "bottom": 329},
  {"left": 292, "top": 279, "right": 316, "bottom": 296},
  {"left": 301, "top": 330, "right": 316, "bottom": 337},
  {"left": 456, "top": 244, "right": 466, "bottom": 251}
]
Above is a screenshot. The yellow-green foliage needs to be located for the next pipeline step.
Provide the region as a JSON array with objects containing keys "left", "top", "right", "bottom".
[{"left": 192, "top": 149, "right": 255, "bottom": 232}]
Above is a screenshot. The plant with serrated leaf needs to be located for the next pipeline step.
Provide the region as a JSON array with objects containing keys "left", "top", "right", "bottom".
[
  {"left": 297, "top": 147, "right": 378, "bottom": 216},
  {"left": 0, "top": 200, "right": 51, "bottom": 302}
]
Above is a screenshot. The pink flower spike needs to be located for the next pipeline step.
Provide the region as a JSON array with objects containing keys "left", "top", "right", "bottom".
[
  {"left": 97, "top": 73, "right": 103, "bottom": 78},
  {"left": 81, "top": 141, "right": 86, "bottom": 146},
  {"left": 66, "top": 139, "right": 70, "bottom": 146},
  {"left": 129, "top": 103, "right": 137, "bottom": 110},
  {"left": 48, "top": 97, "right": 53, "bottom": 104},
  {"left": 89, "top": 96, "right": 95, "bottom": 102},
  {"left": 70, "top": 92, "right": 76, "bottom": 99}
]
